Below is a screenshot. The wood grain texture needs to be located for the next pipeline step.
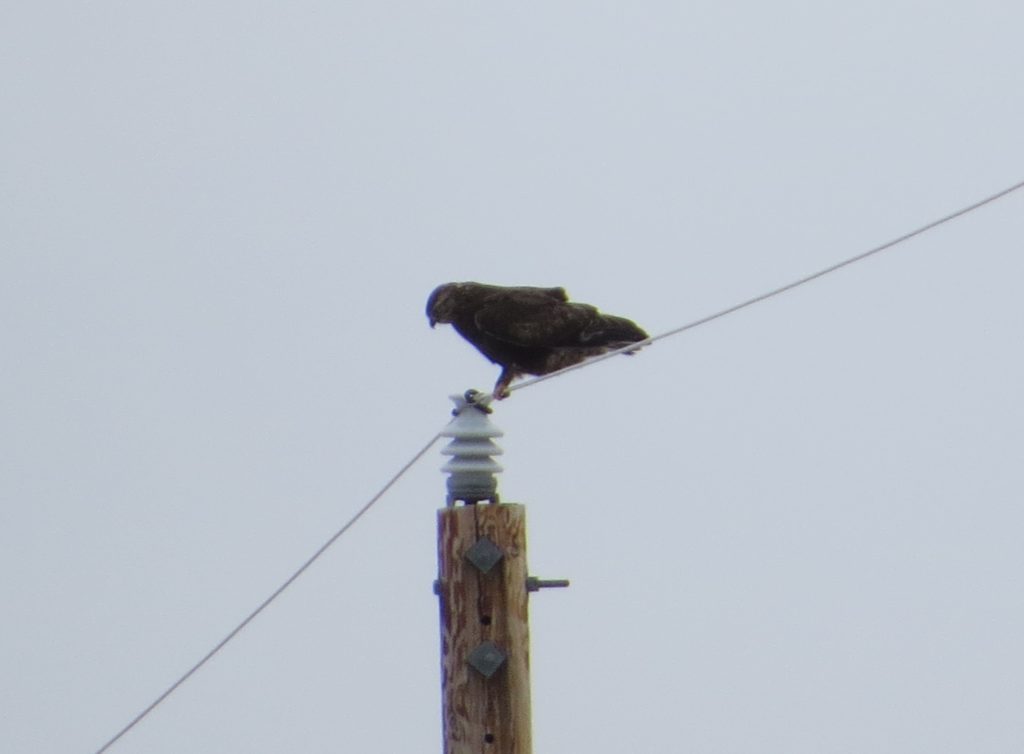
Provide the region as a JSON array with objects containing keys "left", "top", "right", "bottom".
[{"left": 437, "top": 504, "right": 532, "bottom": 754}]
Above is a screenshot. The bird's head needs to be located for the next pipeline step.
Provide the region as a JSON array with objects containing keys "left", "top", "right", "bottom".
[{"left": 425, "top": 282, "right": 462, "bottom": 328}]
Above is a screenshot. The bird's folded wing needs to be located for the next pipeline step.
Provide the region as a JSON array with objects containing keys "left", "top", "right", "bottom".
[{"left": 474, "top": 299, "right": 597, "bottom": 347}]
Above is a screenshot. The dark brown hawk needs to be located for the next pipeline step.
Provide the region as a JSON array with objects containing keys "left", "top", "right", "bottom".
[{"left": 426, "top": 282, "right": 649, "bottom": 398}]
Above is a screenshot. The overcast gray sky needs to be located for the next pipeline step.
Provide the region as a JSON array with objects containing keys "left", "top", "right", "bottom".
[{"left": 3, "top": 2, "right": 1023, "bottom": 752}]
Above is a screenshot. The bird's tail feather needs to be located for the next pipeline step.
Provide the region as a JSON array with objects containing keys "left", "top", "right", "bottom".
[{"left": 586, "top": 314, "right": 649, "bottom": 347}]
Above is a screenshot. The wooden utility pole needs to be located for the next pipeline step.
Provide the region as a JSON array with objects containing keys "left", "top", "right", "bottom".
[
  {"left": 434, "top": 393, "right": 567, "bottom": 754},
  {"left": 437, "top": 503, "right": 532, "bottom": 754}
]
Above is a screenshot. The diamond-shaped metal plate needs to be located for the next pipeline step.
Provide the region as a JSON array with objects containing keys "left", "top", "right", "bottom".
[
  {"left": 464, "top": 536, "right": 504, "bottom": 573},
  {"left": 467, "top": 641, "right": 507, "bottom": 678}
]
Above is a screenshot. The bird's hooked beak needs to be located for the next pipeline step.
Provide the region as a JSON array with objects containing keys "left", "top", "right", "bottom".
[{"left": 428, "top": 316, "right": 437, "bottom": 329}]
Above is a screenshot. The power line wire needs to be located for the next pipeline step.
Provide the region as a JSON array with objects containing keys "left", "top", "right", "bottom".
[
  {"left": 499, "top": 176, "right": 1024, "bottom": 399},
  {"left": 91, "top": 431, "right": 443, "bottom": 754},
  {"left": 91, "top": 175, "right": 1023, "bottom": 751}
]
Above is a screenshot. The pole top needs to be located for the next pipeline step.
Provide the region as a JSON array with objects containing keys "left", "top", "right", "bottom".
[{"left": 440, "top": 390, "right": 504, "bottom": 505}]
